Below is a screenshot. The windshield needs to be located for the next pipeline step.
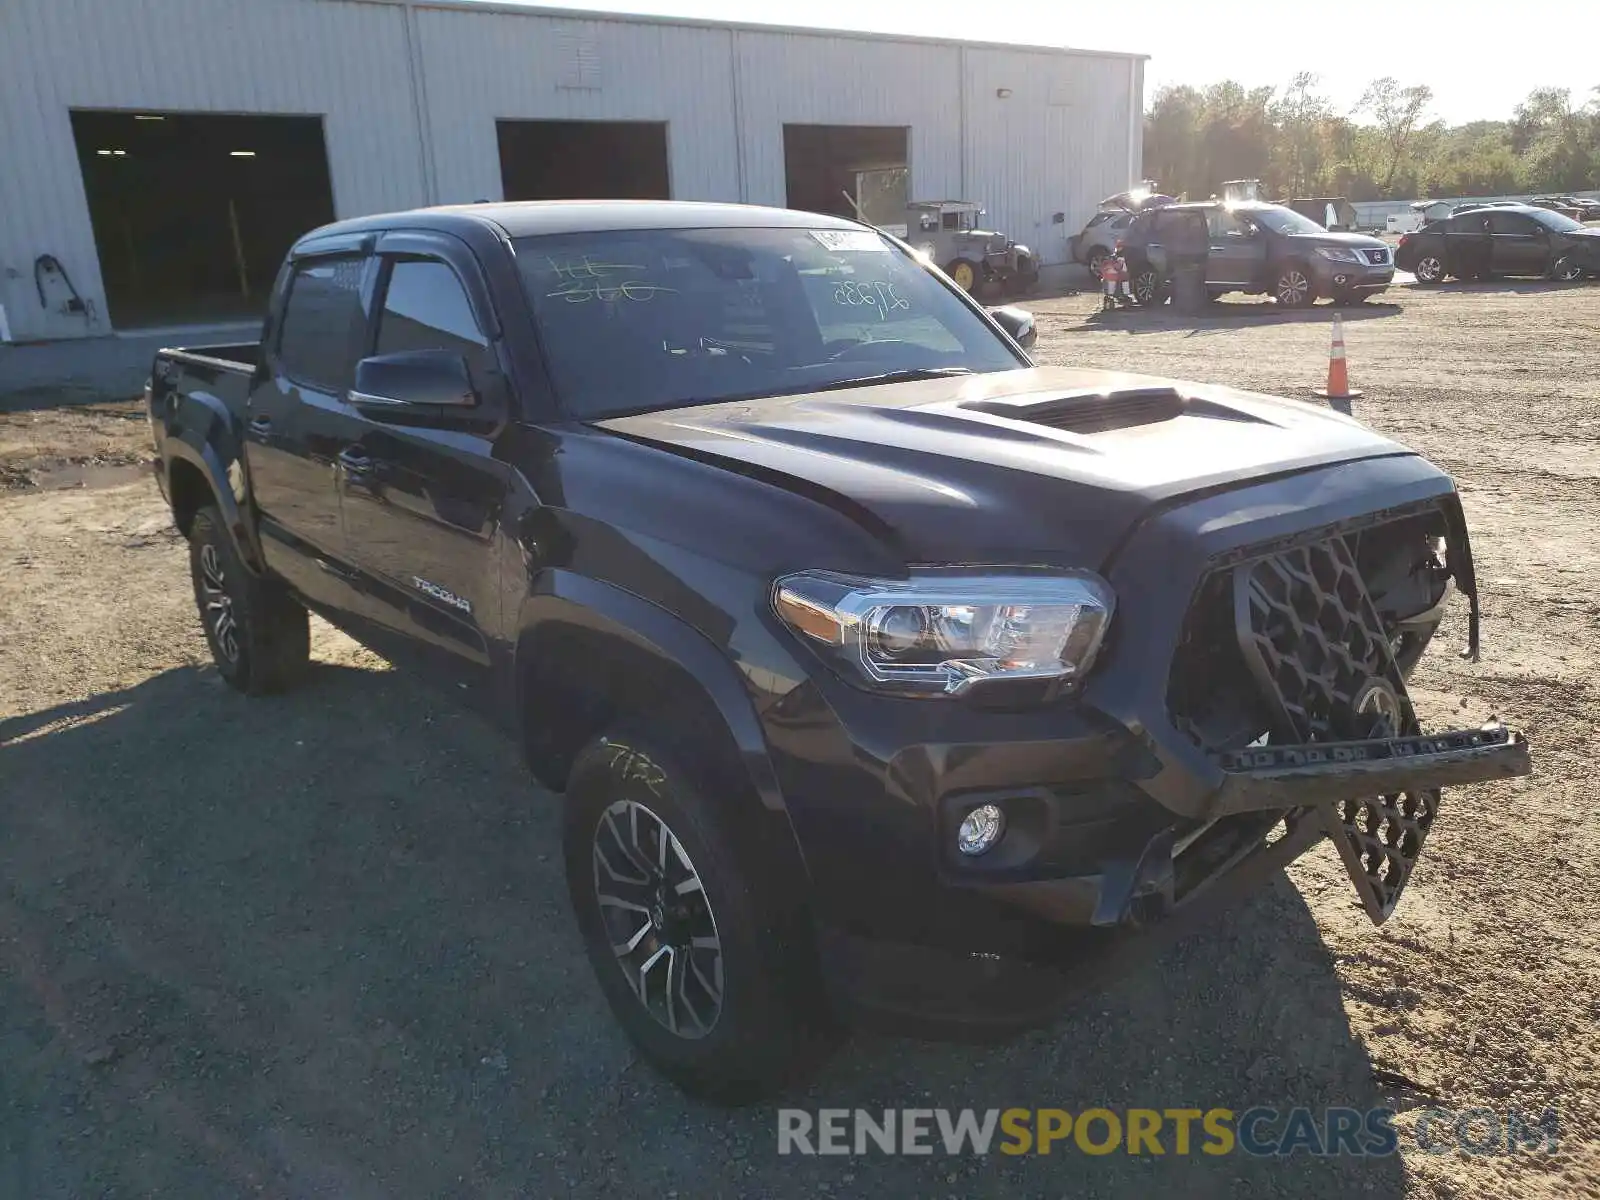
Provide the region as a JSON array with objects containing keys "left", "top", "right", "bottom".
[
  {"left": 513, "top": 227, "right": 1022, "bottom": 419},
  {"left": 1530, "top": 209, "right": 1585, "bottom": 234},
  {"left": 1246, "top": 205, "right": 1331, "bottom": 236}
]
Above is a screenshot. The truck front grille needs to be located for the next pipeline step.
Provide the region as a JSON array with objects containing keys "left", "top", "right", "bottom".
[
  {"left": 1166, "top": 517, "right": 1448, "bottom": 921},
  {"left": 1235, "top": 537, "right": 1413, "bottom": 742}
]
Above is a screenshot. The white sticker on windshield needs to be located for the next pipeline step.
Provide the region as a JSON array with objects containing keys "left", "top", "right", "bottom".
[{"left": 809, "top": 230, "right": 890, "bottom": 253}]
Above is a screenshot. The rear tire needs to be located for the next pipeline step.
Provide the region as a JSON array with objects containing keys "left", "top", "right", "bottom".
[
  {"left": 188, "top": 506, "right": 309, "bottom": 695},
  {"left": 563, "top": 730, "right": 836, "bottom": 1103},
  {"left": 1413, "top": 254, "right": 1445, "bottom": 284},
  {"left": 1131, "top": 264, "right": 1166, "bottom": 306}
]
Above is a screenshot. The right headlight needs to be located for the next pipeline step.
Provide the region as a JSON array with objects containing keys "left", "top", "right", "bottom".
[{"left": 773, "top": 568, "right": 1115, "bottom": 700}]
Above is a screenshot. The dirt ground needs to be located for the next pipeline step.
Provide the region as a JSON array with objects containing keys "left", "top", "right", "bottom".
[{"left": 2, "top": 281, "right": 1597, "bottom": 1199}]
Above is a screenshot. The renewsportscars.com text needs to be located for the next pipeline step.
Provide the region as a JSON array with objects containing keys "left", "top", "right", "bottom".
[{"left": 777, "top": 1107, "right": 1560, "bottom": 1158}]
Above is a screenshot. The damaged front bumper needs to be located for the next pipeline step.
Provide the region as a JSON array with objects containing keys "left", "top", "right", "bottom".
[
  {"left": 798, "top": 457, "right": 1535, "bottom": 1034},
  {"left": 1214, "top": 723, "right": 1529, "bottom": 814}
]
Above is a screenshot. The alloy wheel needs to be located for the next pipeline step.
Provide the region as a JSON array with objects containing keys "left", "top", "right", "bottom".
[
  {"left": 1415, "top": 256, "right": 1443, "bottom": 283},
  {"left": 1276, "top": 269, "right": 1311, "bottom": 306},
  {"left": 1555, "top": 258, "right": 1584, "bottom": 283},
  {"left": 592, "top": 799, "right": 723, "bottom": 1039},
  {"left": 1134, "top": 269, "right": 1158, "bottom": 305},
  {"left": 199, "top": 543, "right": 240, "bottom": 663}
]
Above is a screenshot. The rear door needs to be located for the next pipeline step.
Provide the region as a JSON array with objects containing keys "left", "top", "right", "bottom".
[
  {"left": 246, "top": 246, "right": 375, "bottom": 611},
  {"left": 336, "top": 235, "right": 512, "bottom": 673},
  {"left": 1487, "top": 211, "right": 1548, "bottom": 276},
  {"left": 1443, "top": 213, "right": 1491, "bottom": 277}
]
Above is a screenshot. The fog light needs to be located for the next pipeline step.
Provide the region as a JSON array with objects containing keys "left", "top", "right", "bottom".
[{"left": 957, "top": 803, "right": 1006, "bottom": 856}]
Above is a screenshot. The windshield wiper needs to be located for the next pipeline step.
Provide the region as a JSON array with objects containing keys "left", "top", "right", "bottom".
[
  {"left": 585, "top": 368, "right": 976, "bottom": 421},
  {"left": 810, "top": 367, "right": 974, "bottom": 392}
]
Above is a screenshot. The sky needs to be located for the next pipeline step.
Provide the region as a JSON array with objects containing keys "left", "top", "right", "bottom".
[{"left": 463, "top": 0, "right": 1597, "bottom": 125}]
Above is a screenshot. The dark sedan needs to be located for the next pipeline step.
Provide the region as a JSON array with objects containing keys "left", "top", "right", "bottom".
[{"left": 1396, "top": 204, "right": 1600, "bottom": 283}]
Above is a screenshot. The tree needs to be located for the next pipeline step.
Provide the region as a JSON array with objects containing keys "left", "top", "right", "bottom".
[
  {"left": 1511, "top": 87, "right": 1597, "bottom": 191},
  {"left": 1273, "top": 73, "right": 1332, "bottom": 196},
  {"left": 1355, "top": 77, "right": 1434, "bottom": 194}
]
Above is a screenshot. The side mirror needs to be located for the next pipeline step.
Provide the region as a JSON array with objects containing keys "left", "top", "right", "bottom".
[
  {"left": 351, "top": 349, "right": 478, "bottom": 415},
  {"left": 988, "top": 305, "right": 1037, "bottom": 351}
]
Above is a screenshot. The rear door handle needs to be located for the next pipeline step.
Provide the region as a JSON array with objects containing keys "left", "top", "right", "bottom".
[
  {"left": 247, "top": 415, "right": 272, "bottom": 438},
  {"left": 338, "top": 448, "right": 373, "bottom": 474}
]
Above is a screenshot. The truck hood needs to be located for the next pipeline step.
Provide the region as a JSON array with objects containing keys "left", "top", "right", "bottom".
[{"left": 594, "top": 367, "right": 1413, "bottom": 566}]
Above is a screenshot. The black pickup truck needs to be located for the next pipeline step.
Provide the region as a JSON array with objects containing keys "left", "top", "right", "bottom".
[{"left": 149, "top": 200, "right": 1530, "bottom": 1101}]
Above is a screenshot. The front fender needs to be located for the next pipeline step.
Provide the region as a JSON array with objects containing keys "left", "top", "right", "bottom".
[{"left": 515, "top": 572, "right": 789, "bottom": 818}]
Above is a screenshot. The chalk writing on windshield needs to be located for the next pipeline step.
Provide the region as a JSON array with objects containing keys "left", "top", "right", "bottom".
[
  {"left": 831, "top": 280, "right": 911, "bottom": 320},
  {"left": 543, "top": 255, "right": 677, "bottom": 304}
]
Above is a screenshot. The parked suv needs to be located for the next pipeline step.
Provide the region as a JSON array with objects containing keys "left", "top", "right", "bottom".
[
  {"left": 1069, "top": 209, "right": 1136, "bottom": 278},
  {"left": 147, "top": 200, "right": 1527, "bottom": 1102},
  {"left": 1124, "top": 201, "right": 1395, "bottom": 307}
]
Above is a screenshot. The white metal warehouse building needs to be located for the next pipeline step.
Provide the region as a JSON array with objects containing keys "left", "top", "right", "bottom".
[{"left": 0, "top": 0, "right": 1144, "bottom": 344}]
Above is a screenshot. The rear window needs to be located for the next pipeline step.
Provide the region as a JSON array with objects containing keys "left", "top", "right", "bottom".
[{"left": 277, "top": 256, "right": 367, "bottom": 391}]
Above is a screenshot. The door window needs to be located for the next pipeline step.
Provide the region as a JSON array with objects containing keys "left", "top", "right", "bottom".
[
  {"left": 1487, "top": 212, "right": 1539, "bottom": 235},
  {"left": 374, "top": 258, "right": 491, "bottom": 383},
  {"left": 277, "top": 255, "right": 369, "bottom": 391},
  {"left": 1207, "top": 210, "right": 1253, "bottom": 239}
]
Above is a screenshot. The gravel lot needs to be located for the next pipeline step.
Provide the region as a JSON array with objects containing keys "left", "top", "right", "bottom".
[{"left": 2, "top": 281, "right": 1597, "bottom": 1199}]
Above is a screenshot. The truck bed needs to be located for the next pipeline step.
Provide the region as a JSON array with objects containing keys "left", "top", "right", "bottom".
[{"left": 158, "top": 342, "right": 259, "bottom": 373}]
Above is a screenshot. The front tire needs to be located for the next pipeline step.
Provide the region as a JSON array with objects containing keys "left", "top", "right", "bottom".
[
  {"left": 188, "top": 506, "right": 309, "bottom": 695},
  {"left": 1551, "top": 254, "right": 1585, "bottom": 283},
  {"left": 563, "top": 731, "right": 834, "bottom": 1103},
  {"left": 945, "top": 258, "right": 978, "bottom": 293},
  {"left": 1274, "top": 265, "right": 1316, "bottom": 308}
]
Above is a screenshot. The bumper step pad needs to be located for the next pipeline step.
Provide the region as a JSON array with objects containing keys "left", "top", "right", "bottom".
[{"left": 1233, "top": 535, "right": 1439, "bottom": 923}]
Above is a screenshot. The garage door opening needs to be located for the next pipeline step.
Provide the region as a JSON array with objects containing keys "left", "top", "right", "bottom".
[
  {"left": 783, "top": 125, "right": 909, "bottom": 229},
  {"left": 70, "top": 111, "right": 335, "bottom": 330},
  {"left": 497, "top": 120, "right": 670, "bottom": 202}
]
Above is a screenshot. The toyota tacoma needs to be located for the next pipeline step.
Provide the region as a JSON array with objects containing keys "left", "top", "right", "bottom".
[{"left": 147, "top": 201, "right": 1530, "bottom": 1102}]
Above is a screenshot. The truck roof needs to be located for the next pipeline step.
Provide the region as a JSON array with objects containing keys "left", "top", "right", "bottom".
[{"left": 294, "top": 200, "right": 865, "bottom": 251}]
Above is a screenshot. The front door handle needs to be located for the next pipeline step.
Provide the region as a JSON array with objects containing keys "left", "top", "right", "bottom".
[
  {"left": 337, "top": 448, "right": 374, "bottom": 474},
  {"left": 247, "top": 415, "right": 272, "bottom": 438}
]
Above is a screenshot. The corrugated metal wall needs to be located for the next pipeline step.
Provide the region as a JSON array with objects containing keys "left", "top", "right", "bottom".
[
  {"left": 414, "top": 7, "right": 742, "bottom": 205},
  {"left": 730, "top": 32, "right": 963, "bottom": 209},
  {"left": 0, "top": 0, "right": 428, "bottom": 342},
  {"left": 962, "top": 48, "right": 1139, "bottom": 268},
  {"left": 0, "top": 0, "right": 1143, "bottom": 343}
]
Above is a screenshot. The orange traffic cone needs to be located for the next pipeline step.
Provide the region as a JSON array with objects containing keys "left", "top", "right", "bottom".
[{"left": 1314, "top": 314, "right": 1362, "bottom": 402}]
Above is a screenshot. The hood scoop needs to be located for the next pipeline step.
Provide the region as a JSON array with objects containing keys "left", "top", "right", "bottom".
[
  {"left": 964, "top": 386, "right": 1186, "bottom": 434},
  {"left": 961, "top": 387, "right": 1277, "bottom": 435}
]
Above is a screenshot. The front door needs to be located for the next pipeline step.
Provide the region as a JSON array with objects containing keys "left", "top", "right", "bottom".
[
  {"left": 1206, "top": 208, "right": 1266, "bottom": 289},
  {"left": 337, "top": 242, "right": 510, "bottom": 675},
  {"left": 1488, "top": 212, "right": 1549, "bottom": 277},
  {"left": 246, "top": 250, "right": 373, "bottom": 611}
]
